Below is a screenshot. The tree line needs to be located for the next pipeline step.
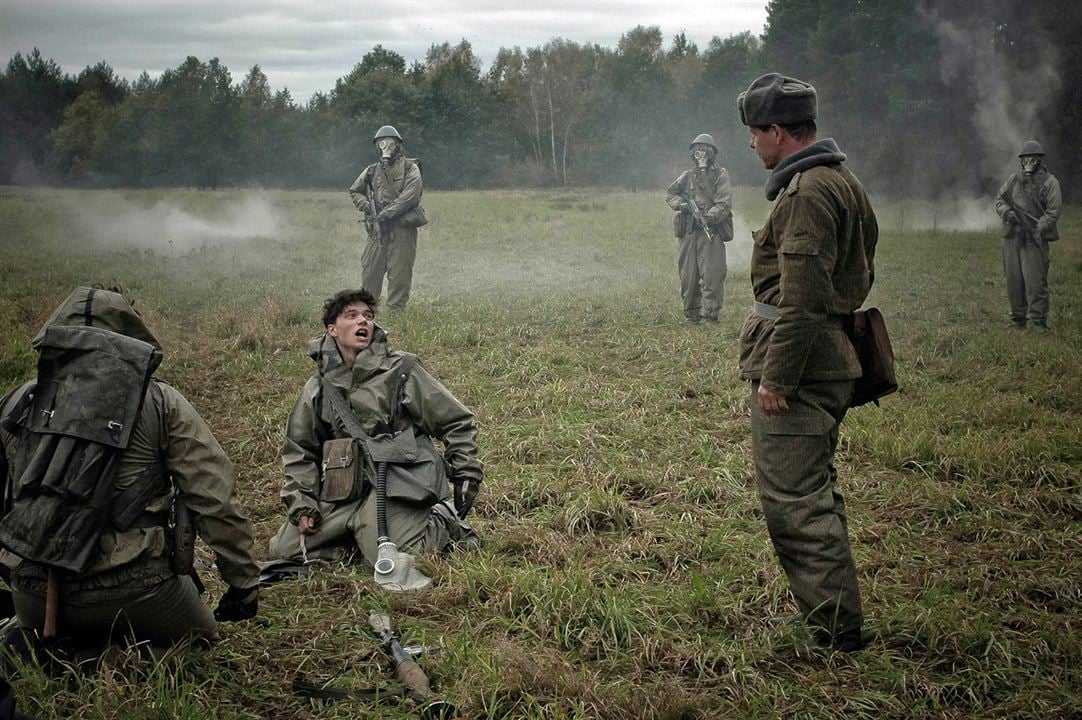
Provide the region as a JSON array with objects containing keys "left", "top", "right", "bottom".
[{"left": 1, "top": 0, "right": 1078, "bottom": 199}]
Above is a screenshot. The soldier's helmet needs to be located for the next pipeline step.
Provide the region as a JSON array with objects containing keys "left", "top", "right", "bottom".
[
  {"left": 689, "top": 133, "right": 717, "bottom": 152},
  {"left": 1018, "top": 140, "right": 1045, "bottom": 157},
  {"left": 373, "top": 125, "right": 404, "bottom": 144}
]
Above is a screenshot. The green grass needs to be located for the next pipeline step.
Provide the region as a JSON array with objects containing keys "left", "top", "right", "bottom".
[{"left": 0, "top": 185, "right": 1078, "bottom": 719}]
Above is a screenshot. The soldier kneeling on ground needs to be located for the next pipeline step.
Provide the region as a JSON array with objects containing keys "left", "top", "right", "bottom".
[
  {"left": 267, "top": 289, "right": 481, "bottom": 589},
  {"left": 0, "top": 287, "right": 260, "bottom": 661}
]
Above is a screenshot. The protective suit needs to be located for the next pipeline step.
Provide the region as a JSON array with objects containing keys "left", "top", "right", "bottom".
[
  {"left": 0, "top": 287, "right": 259, "bottom": 648},
  {"left": 993, "top": 142, "right": 1061, "bottom": 330},
  {"left": 666, "top": 134, "right": 733, "bottom": 323},
  {"left": 349, "top": 126, "right": 426, "bottom": 311},
  {"left": 268, "top": 328, "right": 481, "bottom": 567}
]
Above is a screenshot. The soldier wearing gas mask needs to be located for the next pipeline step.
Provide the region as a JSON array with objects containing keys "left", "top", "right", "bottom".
[
  {"left": 994, "top": 141, "right": 1062, "bottom": 333},
  {"left": 665, "top": 133, "right": 734, "bottom": 324},
  {"left": 349, "top": 125, "right": 428, "bottom": 312}
]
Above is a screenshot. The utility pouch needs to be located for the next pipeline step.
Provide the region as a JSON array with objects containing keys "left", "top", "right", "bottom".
[
  {"left": 172, "top": 499, "right": 196, "bottom": 576},
  {"left": 673, "top": 211, "right": 687, "bottom": 238},
  {"left": 321, "top": 437, "right": 360, "bottom": 503},
  {"left": 367, "top": 426, "right": 447, "bottom": 506},
  {"left": 397, "top": 205, "right": 429, "bottom": 228},
  {"left": 846, "top": 307, "right": 898, "bottom": 408}
]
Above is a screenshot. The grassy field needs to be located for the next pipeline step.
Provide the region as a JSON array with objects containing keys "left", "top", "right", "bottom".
[{"left": 0, "top": 185, "right": 1078, "bottom": 719}]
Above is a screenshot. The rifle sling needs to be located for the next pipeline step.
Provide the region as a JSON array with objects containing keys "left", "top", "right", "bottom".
[
  {"left": 292, "top": 675, "right": 407, "bottom": 703},
  {"left": 320, "top": 355, "right": 416, "bottom": 442}
]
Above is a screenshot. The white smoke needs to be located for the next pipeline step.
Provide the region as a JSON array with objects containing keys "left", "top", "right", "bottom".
[
  {"left": 880, "top": 196, "right": 998, "bottom": 233},
  {"left": 927, "top": 10, "right": 1061, "bottom": 179},
  {"left": 70, "top": 196, "right": 286, "bottom": 253}
]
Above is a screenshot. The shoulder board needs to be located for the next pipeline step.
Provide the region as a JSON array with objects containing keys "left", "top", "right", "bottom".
[{"left": 786, "top": 172, "right": 802, "bottom": 196}]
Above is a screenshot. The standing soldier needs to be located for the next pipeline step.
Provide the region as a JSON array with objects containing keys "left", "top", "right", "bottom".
[
  {"left": 349, "top": 125, "right": 428, "bottom": 312},
  {"left": 737, "top": 74, "right": 878, "bottom": 651},
  {"left": 666, "top": 133, "right": 734, "bottom": 324},
  {"left": 994, "top": 141, "right": 1061, "bottom": 333}
]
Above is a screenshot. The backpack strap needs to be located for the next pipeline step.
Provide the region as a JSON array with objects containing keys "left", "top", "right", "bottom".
[{"left": 389, "top": 353, "right": 417, "bottom": 431}]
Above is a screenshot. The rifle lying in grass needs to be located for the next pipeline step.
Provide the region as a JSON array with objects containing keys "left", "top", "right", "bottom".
[
  {"left": 369, "top": 612, "right": 456, "bottom": 719},
  {"left": 291, "top": 612, "right": 457, "bottom": 720}
]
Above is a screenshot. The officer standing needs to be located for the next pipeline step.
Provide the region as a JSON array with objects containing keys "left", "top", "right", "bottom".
[
  {"left": 349, "top": 125, "right": 428, "bottom": 312},
  {"left": 994, "top": 141, "right": 1061, "bottom": 333},
  {"left": 737, "top": 74, "right": 878, "bottom": 651},
  {"left": 665, "top": 134, "right": 734, "bottom": 324}
]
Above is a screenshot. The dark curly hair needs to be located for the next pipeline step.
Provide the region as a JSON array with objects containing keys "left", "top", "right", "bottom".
[{"left": 321, "top": 288, "right": 378, "bottom": 327}]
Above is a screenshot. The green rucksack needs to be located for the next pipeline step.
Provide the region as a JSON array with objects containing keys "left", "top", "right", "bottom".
[{"left": 0, "top": 324, "right": 162, "bottom": 572}]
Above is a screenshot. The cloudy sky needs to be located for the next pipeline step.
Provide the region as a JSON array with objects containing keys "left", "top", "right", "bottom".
[{"left": 0, "top": 0, "right": 768, "bottom": 102}]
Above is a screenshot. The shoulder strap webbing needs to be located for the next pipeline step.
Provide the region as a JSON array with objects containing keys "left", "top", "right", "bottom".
[
  {"left": 321, "top": 376, "right": 371, "bottom": 442},
  {"left": 389, "top": 353, "right": 417, "bottom": 431}
]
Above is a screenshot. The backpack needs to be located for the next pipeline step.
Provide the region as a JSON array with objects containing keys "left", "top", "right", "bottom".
[{"left": 0, "top": 325, "right": 161, "bottom": 573}]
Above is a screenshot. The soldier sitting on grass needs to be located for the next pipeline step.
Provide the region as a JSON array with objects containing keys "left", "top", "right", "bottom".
[{"left": 267, "top": 289, "right": 481, "bottom": 578}]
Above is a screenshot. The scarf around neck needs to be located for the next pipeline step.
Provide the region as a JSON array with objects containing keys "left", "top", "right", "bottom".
[{"left": 765, "top": 138, "right": 847, "bottom": 200}]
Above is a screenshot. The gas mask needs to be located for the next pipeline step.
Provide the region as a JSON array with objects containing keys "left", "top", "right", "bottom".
[
  {"left": 377, "top": 137, "right": 400, "bottom": 164},
  {"left": 1020, "top": 156, "right": 1041, "bottom": 176},
  {"left": 690, "top": 145, "right": 714, "bottom": 171}
]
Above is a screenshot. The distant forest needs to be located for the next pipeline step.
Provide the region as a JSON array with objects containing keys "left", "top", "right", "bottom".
[{"left": 1, "top": 0, "right": 1079, "bottom": 199}]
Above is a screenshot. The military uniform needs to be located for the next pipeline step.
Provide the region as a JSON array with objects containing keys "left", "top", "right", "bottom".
[
  {"left": 994, "top": 152, "right": 1061, "bottom": 329},
  {"left": 349, "top": 155, "right": 424, "bottom": 311},
  {"left": 666, "top": 165, "right": 733, "bottom": 323},
  {"left": 268, "top": 329, "right": 481, "bottom": 566},
  {"left": 0, "top": 288, "right": 259, "bottom": 647},
  {"left": 738, "top": 74, "right": 878, "bottom": 647}
]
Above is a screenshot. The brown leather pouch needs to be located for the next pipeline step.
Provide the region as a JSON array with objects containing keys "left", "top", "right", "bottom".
[
  {"left": 321, "top": 438, "right": 360, "bottom": 502},
  {"left": 847, "top": 307, "right": 898, "bottom": 408}
]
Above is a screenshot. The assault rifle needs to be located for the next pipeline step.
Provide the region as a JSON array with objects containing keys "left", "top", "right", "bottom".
[
  {"left": 681, "top": 197, "right": 715, "bottom": 241},
  {"left": 369, "top": 612, "right": 455, "bottom": 719},
  {"left": 999, "top": 190, "right": 1040, "bottom": 244},
  {"left": 364, "top": 169, "right": 387, "bottom": 246}
]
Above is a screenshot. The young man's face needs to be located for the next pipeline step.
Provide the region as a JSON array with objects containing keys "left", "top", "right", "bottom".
[
  {"left": 328, "top": 301, "right": 375, "bottom": 354},
  {"left": 749, "top": 125, "right": 784, "bottom": 170}
]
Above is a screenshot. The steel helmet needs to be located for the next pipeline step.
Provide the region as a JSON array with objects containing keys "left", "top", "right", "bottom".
[
  {"left": 689, "top": 133, "right": 717, "bottom": 152},
  {"left": 1018, "top": 140, "right": 1045, "bottom": 157},
  {"left": 373, "top": 125, "right": 403, "bottom": 144}
]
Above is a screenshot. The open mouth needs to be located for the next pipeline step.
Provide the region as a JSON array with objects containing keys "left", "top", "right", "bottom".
[{"left": 355, "top": 327, "right": 369, "bottom": 339}]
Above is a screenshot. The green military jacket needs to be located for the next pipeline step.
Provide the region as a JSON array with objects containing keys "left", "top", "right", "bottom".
[
  {"left": 994, "top": 168, "right": 1061, "bottom": 241},
  {"left": 740, "top": 151, "right": 878, "bottom": 396},
  {"left": 348, "top": 155, "right": 423, "bottom": 224},
  {"left": 280, "top": 328, "right": 483, "bottom": 525},
  {"left": 0, "top": 290, "right": 259, "bottom": 591},
  {"left": 665, "top": 165, "right": 734, "bottom": 241}
]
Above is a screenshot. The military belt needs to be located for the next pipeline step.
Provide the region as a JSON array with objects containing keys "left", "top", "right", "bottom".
[
  {"left": 753, "top": 302, "right": 849, "bottom": 328},
  {"left": 753, "top": 302, "right": 780, "bottom": 321}
]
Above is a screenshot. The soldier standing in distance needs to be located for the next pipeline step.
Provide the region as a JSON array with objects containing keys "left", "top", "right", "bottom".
[
  {"left": 349, "top": 125, "right": 427, "bottom": 312},
  {"left": 994, "top": 141, "right": 1061, "bottom": 333},
  {"left": 737, "top": 73, "right": 878, "bottom": 651},
  {"left": 666, "top": 133, "right": 734, "bottom": 324}
]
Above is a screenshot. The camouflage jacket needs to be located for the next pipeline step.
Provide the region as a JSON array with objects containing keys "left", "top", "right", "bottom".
[
  {"left": 280, "top": 329, "right": 483, "bottom": 525},
  {"left": 740, "top": 141, "right": 879, "bottom": 396},
  {"left": 0, "top": 289, "right": 259, "bottom": 591},
  {"left": 348, "top": 155, "right": 423, "bottom": 223},
  {"left": 994, "top": 168, "right": 1061, "bottom": 241},
  {"left": 666, "top": 165, "right": 734, "bottom": 240}
]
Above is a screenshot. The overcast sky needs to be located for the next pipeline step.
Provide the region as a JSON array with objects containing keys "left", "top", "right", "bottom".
[{"left": 0, "top": 0, "right": 768, "bottom": 102}]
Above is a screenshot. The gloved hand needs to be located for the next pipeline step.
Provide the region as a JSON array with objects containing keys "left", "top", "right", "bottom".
[
  {"left": 453, "top": 479, "right": 479, "bottom": 518},
  {"left": 214, "top": 585, "right": 258, "bottom": 623},
  {"left": 678, "top": 202, "right": 691, "bottom": 212},
  {"left": 1004, "top": 209, "right": 1019, "bottom": 225}
]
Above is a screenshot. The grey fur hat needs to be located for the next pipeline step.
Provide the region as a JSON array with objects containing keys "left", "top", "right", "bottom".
[{"left": 738, "top": 73, "right": 817, "bottom": 127}]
